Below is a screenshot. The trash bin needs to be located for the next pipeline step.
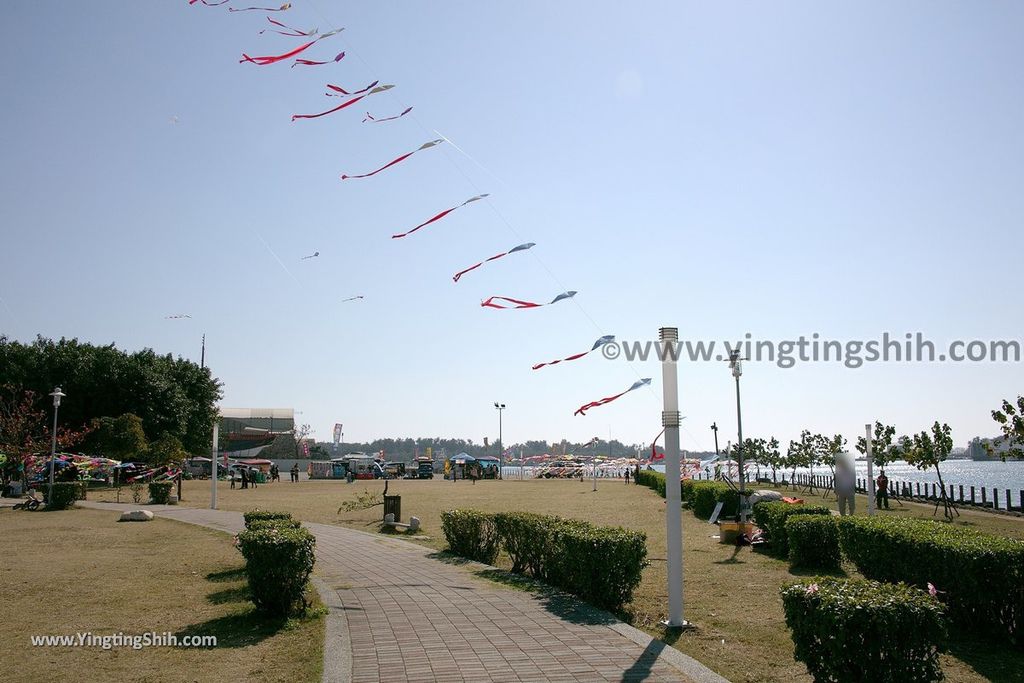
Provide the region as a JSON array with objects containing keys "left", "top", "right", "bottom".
[{"left": 383, "top": 495, "right": 401, "bottom": 523}]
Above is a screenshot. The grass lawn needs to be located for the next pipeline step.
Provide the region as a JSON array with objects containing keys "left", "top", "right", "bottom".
[
  {"left": 0, "top": 507, "right": 323, "bottom": 683},
  {"left": 95, "top": 478, "right": 1024, "bottom": 682}
]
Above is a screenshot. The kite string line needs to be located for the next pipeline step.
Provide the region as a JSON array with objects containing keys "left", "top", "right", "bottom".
[
  {"left": 298, "top": 0, "right": 701, "bottom": 448},
  {"left": 257, "top": 233, "right": 303, "bottom": 287}
]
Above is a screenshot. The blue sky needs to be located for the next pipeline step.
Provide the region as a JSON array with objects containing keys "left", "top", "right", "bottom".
[{"left": 2, "top": 1, "right": 1022, "bottom": 451}]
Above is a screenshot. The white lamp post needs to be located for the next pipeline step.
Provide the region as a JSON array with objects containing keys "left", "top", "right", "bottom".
[
  {"left": 660, "top": 327, "right": 687, "bottom": 628},
  {"left": 47, "top": 387, "right": 66, "bottom": 493},
  {"left": 729, "top": 350, "right": 748, "bottom": 524}
]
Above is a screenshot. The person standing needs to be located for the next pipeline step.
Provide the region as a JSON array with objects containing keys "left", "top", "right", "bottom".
[
  {"left": 835, "top": 456, "right": 856, "bottom": 516},
  {"left": 875, "top": 471, "right": 890, "bottom": 510},
  {"left": 624, "top": 469, "right": 630, "bottom": 485},
  {"left": 291, "top": 463, "right": 299, "bottom": 483},
  {"left": 240, "top": 467, "right": 249, "bottom": 490}
]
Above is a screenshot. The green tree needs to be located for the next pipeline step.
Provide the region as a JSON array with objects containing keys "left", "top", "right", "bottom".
[
  {"left": 0, "top": 336, "right": 221, "bottom": 453},
  {"left": 0, "top": 386, "right": 91, "bottom": 485},
  {"left": 759, "top": 437, "right": 785, "bottom": 484},
  {"left": 786, "top": 433, "right": 811, "bottom": 487},
  {"left": 146, "top": 434, "right": 186, "bottom": 466},
  {"left": 990, "top": 396, "right": 1024, "bottom": 460},
  {"left": 854, "top": 422, "right": 902, "bottom": 473},
  {"left": 905, "top": 421, "right": 957, "bottom": 521},
  {"left": 87, "top": 414, "right": 148, "bottom": 461}
]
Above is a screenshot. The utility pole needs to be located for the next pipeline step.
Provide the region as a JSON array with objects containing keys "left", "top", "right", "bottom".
[
  {"left": 494, "top": 403, "right": 505, "bottom": 480},
  {"left": 711, "top": 422, "right": 720, "bottom": 457},
  {"left": 200, "top": 334, "right": 206, "bottom": 369}
]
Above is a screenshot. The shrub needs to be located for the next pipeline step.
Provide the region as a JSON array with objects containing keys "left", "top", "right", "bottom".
[
  {"left": 786, "top": 514, "right": 841, "bottom": 570},
  {"left": 547, "top": 521, "right": 647, "bottom": 611},
  {"left": 634, "top": 469, "right": 665, "bottom": 496},
  {"left": 441, "top": 509, "right": 500, "bottom": 564},
  {"left": 691, "top": 481, "right": 739, "bottom": 520},
  {"left": 839, "top": 516, "right": 1024, "bottom": 644},
  {"left": 130, "top": 482, "right": 144, "bottom": 503},
  {"left": 752, "top": 501, "right": 831, "bottom": 556},
  {"left": 148, "top": 481, "right": 173, "bottom": 504},
  {"left": 781, "top": 577, "right": 945, "bottom": 683},
  {"left": 493, "top": 512, "right": 555, "bottom": 576},
  {"left": 247, "top": 518, "right": 302, "bottom": 532},
  {"left": 243, "top": 509, "right": 293, "bottom": 529},
  {"left": 236, "top": 525, "right": 316, "bottom": 617},
  {"left": 44, "top": 482, "right": 79, "bottom": 510}
]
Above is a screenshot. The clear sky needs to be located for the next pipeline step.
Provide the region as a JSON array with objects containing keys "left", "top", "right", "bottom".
[{"left": 2, "top": 1, "right": 1022, "bottom": 452}]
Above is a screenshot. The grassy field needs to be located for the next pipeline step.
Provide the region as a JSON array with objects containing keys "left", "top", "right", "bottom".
[
  {"left": 99, "top": 476, "right": 1024, "bottom": 682},
  {"left": 0, "top": 507, "right": 324, "bottom": 683}
]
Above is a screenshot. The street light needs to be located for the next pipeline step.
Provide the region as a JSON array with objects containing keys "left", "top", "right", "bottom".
[
  {"left": 494, "top": 403, "right": 505, "bottom": 480},
  {"left": 729, "top": 350, "right": 748, "bottom": 525},
  {"left": 711, "top": 422, "right": 720, "bottom": 457},
  {"left": 48, "top": 387, "right": 66, "bottom": 493}
]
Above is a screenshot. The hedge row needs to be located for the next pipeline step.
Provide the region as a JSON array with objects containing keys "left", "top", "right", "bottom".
[
  {"left": 691, "top": 481, "right": 739, "bottom": 520},
  {"left": 236, "top": 510, "right": 315, "bottom": 617},
  {"left": 781, "top": 577, "right": 946, "bottom": 683},
  {"left": 442, "top": 509, "right": 647, "bottom": 611},
  {"left": 839, "top": 516, "right": 1024, "bottom": 644},
  {"left": 752, "top": 501, "right": 831, "bottom": 556},
  {"left": 786, "top": 515, "right": 841, "bottom": 571}
]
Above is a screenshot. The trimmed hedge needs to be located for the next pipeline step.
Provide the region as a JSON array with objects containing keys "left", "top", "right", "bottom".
[
  {"left": 237, "top": 525, "right": 316, "bottom": 617},
  {"left": 839, "top": 516, "right": 1024, "bottom": 644},
  {"left": 752, "top": 501, "right": 831, "bottom": 556},
  {"left": 634, "top": 470, "right": 698, "bottom": 506},
  {"left": 247, "top": 518, "right": 302, "bottom": 531},
  {"left": 458, "top": 509, "right": 648, "bottom": 612},
  {"left": 786, "top": 515, "right": 841, "bottom": 570},
  {"left": 440, "top": 509, "right": 500, "bottom": 564},
  {"left": 781, "top": 577, "right": 946, "bottom": 683},
  {"left": 44, "top": 482, "right": 79, "bottom": 510},
  {"left": 691, "top": 481, "right": 739, "bottom": 520},
  {"left": 149, "top": 481, "right": 173, "bottom": 504},
  {"left": 243, "top": 509, "right": 293, "bottom": 529}
]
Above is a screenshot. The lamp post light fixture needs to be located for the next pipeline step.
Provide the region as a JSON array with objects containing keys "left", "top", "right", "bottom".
[
  {"left": 728, "top": 350, "right": 748, "bottom": 524},
  {"left": 48, "top": 387, "right": 66, "bottom": 493},
  {"left": 494, "top": 403, "right": 505, "bottom": 480}
]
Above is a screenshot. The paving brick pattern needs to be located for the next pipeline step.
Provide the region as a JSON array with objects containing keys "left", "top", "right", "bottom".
[{"left": 82, "top": 502, "right": 693, "bottom": 682}]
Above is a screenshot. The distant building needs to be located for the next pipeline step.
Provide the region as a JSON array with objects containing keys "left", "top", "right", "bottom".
[{"left": 218, "top": 408, "right": 295, "bottom": 458}]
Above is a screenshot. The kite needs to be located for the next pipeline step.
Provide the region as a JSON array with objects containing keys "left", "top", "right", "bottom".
[
  {"left": 230, "top": 3, "right": 292, "bottom": 12},
  {"left": 164, "top": 314, "right": 192, "bottom": 319},
  {"left": 301, "top": 251, "right": 319, "bottom": 260},
  {"left": 574, "top": 378, "right": 652, "bottom": 416},
  {"left": 391, "top": 194, "right": 488, "bottom": 239},
  {"left": 189, "top": 0, "right": 230, "bottom": 5},
  {"left": 293, "top": 52, "right": 345, "bottom": 67},
  {"left": 453, "top": 242, "right": 535, "bottom": 282},
  {"left": 341, "top": 139, "right": 444, "bottom": 180},
  {"left": 341, "top": 295, "right": 364, "bottom": 302},
  {"left": 363, "top": 107, "right": 413, "bottom": 123},
  {"left": 259, "top": 17, "right": 317, "bottom": 36},
  {"left": 241, "top": 29, "right": 340, "bottom": 66},
  {"left": 481, "top": 291, "right": 577, "bottom": 310},
  {"left": 292, "top": 84, "right": 393, "bottom": 121},
  {"left": 326, "top": 80, "right": 379, "bottom": 96},
  {"left": 531, "top": 335, "right": 615, "bottom": 370}
]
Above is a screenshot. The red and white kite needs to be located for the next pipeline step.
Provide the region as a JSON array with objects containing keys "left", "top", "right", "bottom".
[
  {"left": 532, "top": 335, "right": 615, "bottom": 370},
  {"left": 292, "top": 84, "right": 393, "bottom": 122},
  {"left": 292, "top": 52, "right": 345, "bottom": 67},
  {"left": 230, "top": 3, "right": 292, "bottom": 11},
  {"left": 259, "top": 17, "right": 317, "bottom": 36},
  {"left": 340, "top": 139, "right": 444, "bottom": 180},
  {"left": 574, "top": 378, "right": 651, "bottom": 416},
  {"left": 453, "top": 242, "right": 535, "bottom": 282},
  {"left": 391, "top": 194, "right": 488, "bottom": 239},
  {"left": 363, "top": 107, "right": 413, "bottom": 123},
  {"left": 481, "top": 291, "right": 577, "bottom": 310},
  {"left": 326, "top": 80, "right": 379, "bottom": 96},
  {"left": 240, "top": 28, "right": 341, "bottom": 66}
]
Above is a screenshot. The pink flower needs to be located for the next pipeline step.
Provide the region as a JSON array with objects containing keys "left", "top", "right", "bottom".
[
  {"left": 805, "top": 583, "right": 819, "bottom": 595},
  {"left": 927, "top": 582, "right": 944, "bottom": 597}
]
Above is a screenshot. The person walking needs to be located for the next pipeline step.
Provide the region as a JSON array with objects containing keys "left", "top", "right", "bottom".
[
  {"left": 624, "top": 469, "right": 630, "bottom": 485},
  {"left": 240, "top": 467, "right": 249, "bottom": 490},
  {"left": 875, "top": 471, "right": 890, "bottom": 510},
  {"left": 291, "top": 463, "right": 299, "bottom": 483}
]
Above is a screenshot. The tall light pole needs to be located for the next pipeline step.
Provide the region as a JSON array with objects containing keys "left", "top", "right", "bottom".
[
  {"left": 711, "top": 422, "right": 720, "bottom": 457},
  {"left": 494, "top": 403, "right": 505, "bottom": 480},
  {"left": 48, "top": 387, "right": 66, "bottom": 493},
  {"left": 729, "top": 350, "right": 747, "bottom": 524},
  {"left": 660, "top": 327, "right": 687, "bottom": 628}
]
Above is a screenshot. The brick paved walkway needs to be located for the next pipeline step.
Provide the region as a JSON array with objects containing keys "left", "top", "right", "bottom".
[{"left": 81, "top": 502, "right": 724, "bottom": 683}]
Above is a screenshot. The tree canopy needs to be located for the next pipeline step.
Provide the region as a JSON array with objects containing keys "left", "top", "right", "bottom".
[{"left": 0, "top": 336, "right": 221, "bottom": 453}]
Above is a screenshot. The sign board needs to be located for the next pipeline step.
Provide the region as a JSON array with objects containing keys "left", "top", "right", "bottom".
[
  {"left": 333, "top": 423, "right": 342, "bottom": 446},
  {"left": 708, "top": 501, "right": 725, "bottom": 525}
]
